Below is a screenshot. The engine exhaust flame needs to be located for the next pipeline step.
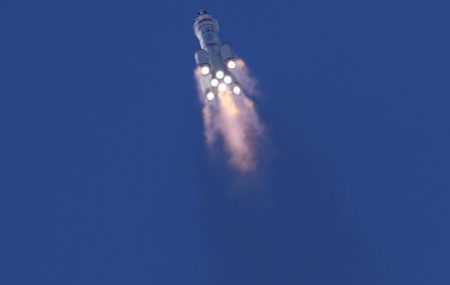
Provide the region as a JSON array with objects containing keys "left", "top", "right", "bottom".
[
  {"left": 232, "top": 59, "right": 259, "bottom": 96},
  {"left": 194, "top": 59, "right": 264, "bottom": 172}
]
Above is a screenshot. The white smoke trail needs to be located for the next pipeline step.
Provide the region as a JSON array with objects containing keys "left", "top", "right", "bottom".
[
  {"left": 194, "top": 60, "right": 264, "bottom": 172},
  {"left": 232, "top": 59, "right": 259, "bottom": 96}
]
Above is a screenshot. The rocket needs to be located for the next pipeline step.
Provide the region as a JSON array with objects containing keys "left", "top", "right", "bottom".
[{"left": 193, "top": 11, "right": 242, "bottom": 101}]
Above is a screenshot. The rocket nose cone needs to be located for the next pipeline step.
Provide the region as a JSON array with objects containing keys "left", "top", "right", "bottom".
[{"left": 194, "top": 10, "right": 208, "bottom": 22}]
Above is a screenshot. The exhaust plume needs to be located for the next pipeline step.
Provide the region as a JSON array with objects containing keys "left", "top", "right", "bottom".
[{"left": 195, "top": 59, "right": 264, "bottom": 172}]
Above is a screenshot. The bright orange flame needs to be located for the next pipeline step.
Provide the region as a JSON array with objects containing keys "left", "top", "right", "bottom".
[
  {"left": 215, "top": 90, "right": 257, "bottom": 172},
  {"left": 194, "top": 61, "right": 264, "bottom": 173},
  {"left": 218, "top": 91, "right": 240, "bottom": 116},
  {"left": 235, "top": 59, "right": 246, "bottom": 68}
]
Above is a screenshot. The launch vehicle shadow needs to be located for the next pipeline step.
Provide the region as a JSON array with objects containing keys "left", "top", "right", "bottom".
[{"left": 196, "top": 137, "right": 365, "bottom": 284}]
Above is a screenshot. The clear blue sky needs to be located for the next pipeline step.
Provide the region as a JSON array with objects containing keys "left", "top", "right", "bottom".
[{"left": 1, "top": 0, "right": 449, "bottom": 284}]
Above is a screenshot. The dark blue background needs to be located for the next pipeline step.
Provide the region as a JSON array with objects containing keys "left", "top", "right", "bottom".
[{"left": 1, "top": 0, "right": 449, "bottom": 284}]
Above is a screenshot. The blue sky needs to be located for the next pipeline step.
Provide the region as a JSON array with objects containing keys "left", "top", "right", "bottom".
[{"left": 1, "top": 0, "right": 449, "bottom": 284}]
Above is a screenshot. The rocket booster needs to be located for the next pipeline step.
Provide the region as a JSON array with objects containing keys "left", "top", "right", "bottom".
[{"left": 193, "top": 11, "right": 241, "bottom": 101}]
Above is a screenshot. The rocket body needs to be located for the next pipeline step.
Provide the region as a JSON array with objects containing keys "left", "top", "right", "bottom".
[
  {"left": 193, "top": 11, "right": 221, "bottom": 51},
  {"left": 193, "top": 11, "right": 264, "bottom": 172},
  {"left": 193, "top": 11, "right": 240, "bottom": 101}
]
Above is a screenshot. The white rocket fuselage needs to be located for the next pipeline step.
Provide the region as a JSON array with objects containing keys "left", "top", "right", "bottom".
[
  {"left": 193, "top": 12, "right": 225, "bottom": 73},
  {"left": 193, "top": 11, "right": 240, "bottom": 100}
]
